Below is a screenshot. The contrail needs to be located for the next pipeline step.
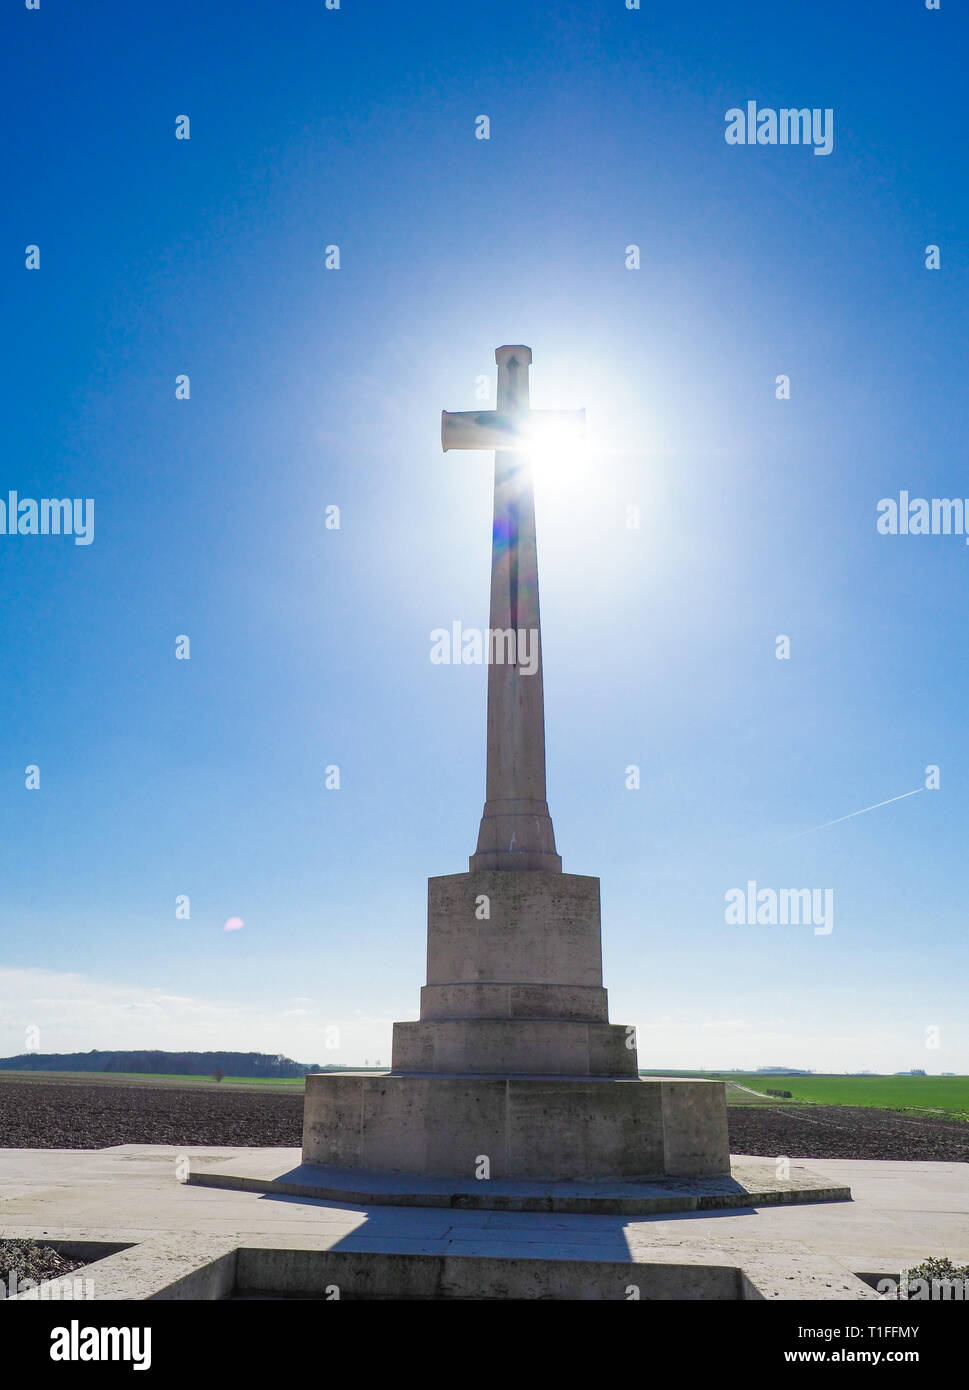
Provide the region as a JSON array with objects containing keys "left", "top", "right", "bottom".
[{"left": 776, "top": 787, "right": 924, "bottom": 844}]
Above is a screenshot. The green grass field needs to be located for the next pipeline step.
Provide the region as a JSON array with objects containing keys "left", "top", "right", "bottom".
[{"left": 708, "top": 1073, "right": 969, "bottom": 1120}]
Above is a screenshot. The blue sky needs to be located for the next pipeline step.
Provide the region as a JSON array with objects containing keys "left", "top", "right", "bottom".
[{"left": 2, "top": 0, "right": 967, "bottom": 1071}]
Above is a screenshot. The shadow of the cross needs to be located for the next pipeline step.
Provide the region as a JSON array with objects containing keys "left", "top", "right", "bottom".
[{"left": 244, "top": 1161, "right": 765, "bottom": 1265}]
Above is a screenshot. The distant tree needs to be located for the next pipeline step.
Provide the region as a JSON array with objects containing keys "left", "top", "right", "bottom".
[
  {"left": 0, "top": 1048, "right": 313, "bottom": 1080},
  {"left": 212, "top": 1067, "right": 225, "bottom": 1083}
]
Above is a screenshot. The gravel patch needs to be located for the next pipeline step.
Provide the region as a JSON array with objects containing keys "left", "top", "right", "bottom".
[
  {"left": 0, "top": 1079, "right": 302, "bottom": 1149},
  {"left": 726, "top": 1102, "right": 969, "bottom": 1162}
]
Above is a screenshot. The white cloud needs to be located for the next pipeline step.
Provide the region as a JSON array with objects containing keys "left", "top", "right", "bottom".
[
  {"left": 0, "top": 968, "right": 396, "bottom": 1065},
  {"left": 629, "top": 1011, "right": 968, "bottom": 1072}
]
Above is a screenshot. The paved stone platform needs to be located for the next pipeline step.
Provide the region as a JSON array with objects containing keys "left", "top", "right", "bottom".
[
  {"left": 187, "top": 1151, "right": 850, "bottom": 1215},
  {"left": 1, "top": 1146, "right": 966, "bottom": 1300}
]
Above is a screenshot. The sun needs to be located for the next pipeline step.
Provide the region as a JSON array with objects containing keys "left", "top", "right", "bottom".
[{"left": 521, "top": 415, "right": 590, "bottom": 487}]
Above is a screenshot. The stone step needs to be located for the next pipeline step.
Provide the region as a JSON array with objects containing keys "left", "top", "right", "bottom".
[
  {"left": 419, "top": 982, "right": 609, "bottom": 1022},
  {"left": 391, "top": 1018, "right": 638, "bottom": 1076},
  {"left": 302, "top": 1073, "right": 731, "bottom": 1179}
]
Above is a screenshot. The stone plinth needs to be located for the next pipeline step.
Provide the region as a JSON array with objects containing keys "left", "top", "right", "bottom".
[
  {"left": 302, "top": 1073, "right": 730, "bottom": 1180},
  {"left": 424, "top": 870, "right": 603, "bottom": 990}
]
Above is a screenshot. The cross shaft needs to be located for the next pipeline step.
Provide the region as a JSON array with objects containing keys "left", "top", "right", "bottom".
[{"left": 441, "top": 346, "right": 585, "bottom": 872}]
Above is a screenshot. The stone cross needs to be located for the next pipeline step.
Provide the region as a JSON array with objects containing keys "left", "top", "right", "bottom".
[
  {"left": 298, "top": 345, "right": 730, "bottom": 1186},
  {"left": 442, "top": 346, "right": 585, "bottom": 871}
]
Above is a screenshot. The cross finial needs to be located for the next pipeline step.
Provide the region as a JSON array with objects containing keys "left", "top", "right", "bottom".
[{"left": 494, "top": 345, "right": 531, "bottom": 413}]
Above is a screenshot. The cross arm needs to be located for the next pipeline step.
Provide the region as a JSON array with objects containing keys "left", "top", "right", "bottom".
[{"left": 441, "top": 408, "right": 586, "bottom": 453}]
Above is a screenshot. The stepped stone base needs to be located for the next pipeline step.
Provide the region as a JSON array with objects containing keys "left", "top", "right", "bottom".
[
  {"left": 302, "top": 1073, "right": 731, "bottom": 1181},
  {"left": 302, "top": 868, "right": 732, "bottom": 1182}
]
